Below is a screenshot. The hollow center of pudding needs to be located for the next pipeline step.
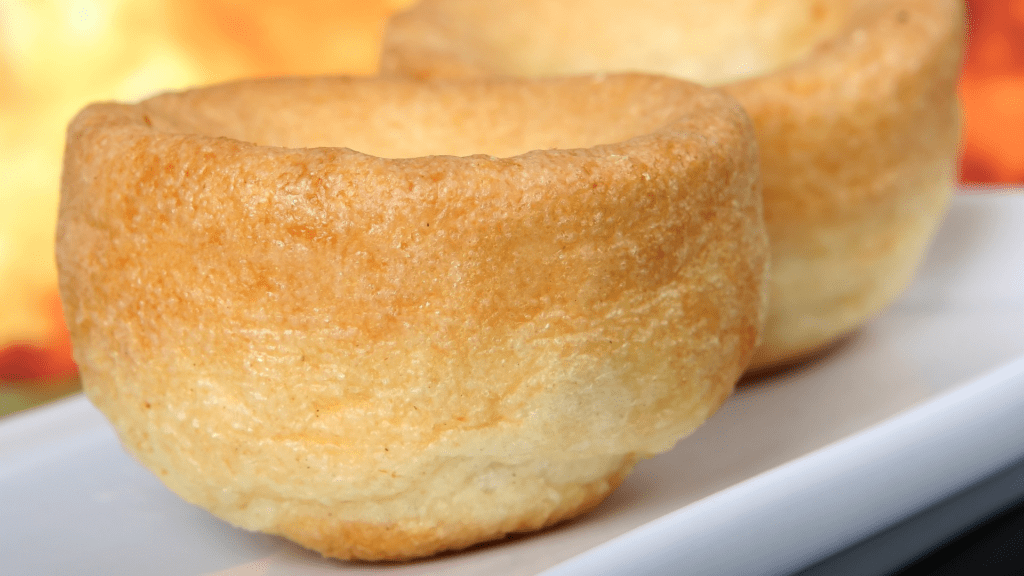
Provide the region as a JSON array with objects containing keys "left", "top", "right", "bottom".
[
  {"left": 141, "top": 76, "right": 687, "bottom": 158},
  {"left": 435, "top": 0, "right": 863, "bottom": 85}
]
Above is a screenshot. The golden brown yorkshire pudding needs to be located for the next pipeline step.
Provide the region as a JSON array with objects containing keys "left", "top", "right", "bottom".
[
  {"left": 57, "top": 74, "right": 767, "bottom": 560},
  {"left": 381, "top": 0, "right": 965, "bottom": 371}
]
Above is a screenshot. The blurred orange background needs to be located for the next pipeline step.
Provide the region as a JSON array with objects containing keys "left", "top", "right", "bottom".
[{"left": 0, "top": 0, "right": 1020, "bottom": 410}]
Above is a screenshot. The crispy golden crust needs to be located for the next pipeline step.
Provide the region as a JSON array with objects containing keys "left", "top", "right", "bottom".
[
  {"left": 381, "top": 0, "right": 965, "bottom": 371},
  {"left": 57, "top": 74, "right": 767, "bottom": 560}
]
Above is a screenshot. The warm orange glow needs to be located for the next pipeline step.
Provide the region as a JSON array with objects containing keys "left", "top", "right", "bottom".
[
  {"left": 165, "top": 0, "right": 403, "bottom": 78},
  {"left": 0, "top": 0, "right": 1020, "bottom": 382},
  {"left": 0, "top": 291, "right": 75, "bottom": 380},
  {"left": 959, "top": 0, "right": 1024, "bottom": 183}
]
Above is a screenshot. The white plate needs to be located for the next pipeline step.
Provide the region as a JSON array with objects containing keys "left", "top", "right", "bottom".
[{"left": 3, "top": 193, "right": 1024, "bottom": 576}]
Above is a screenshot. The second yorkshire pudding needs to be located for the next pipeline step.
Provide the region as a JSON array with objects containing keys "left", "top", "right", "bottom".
[
  {"left": 381, "top": 0, "right": 965, "bottom": 371},
  {"left": 57, "top": 74, "right": 767, "bottom": 560}
]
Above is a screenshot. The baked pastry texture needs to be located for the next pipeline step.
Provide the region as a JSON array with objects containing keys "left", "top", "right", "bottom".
[
  {"left": 381, "top": 0, "right": 965, "bottom": 370},
  {"left": 56, "top": 74, "right": 768, "bottom": 560}
]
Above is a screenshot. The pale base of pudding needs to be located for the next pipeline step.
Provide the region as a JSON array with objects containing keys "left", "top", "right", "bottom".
[{"left": 747, "top": 172, "right": 953, "bottom": 371}]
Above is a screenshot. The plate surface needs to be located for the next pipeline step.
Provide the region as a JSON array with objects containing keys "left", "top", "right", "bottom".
[{"left": 2, "top": 193, "right": 1023, "bottom": 576}]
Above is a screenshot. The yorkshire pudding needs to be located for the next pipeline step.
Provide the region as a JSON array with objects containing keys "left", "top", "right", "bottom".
[
  {"left": 56, "top": 74, "right": 768, "bottom": 560},
  {"left": 381, "top": 0, "right": 965, "bottom": 370}
]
